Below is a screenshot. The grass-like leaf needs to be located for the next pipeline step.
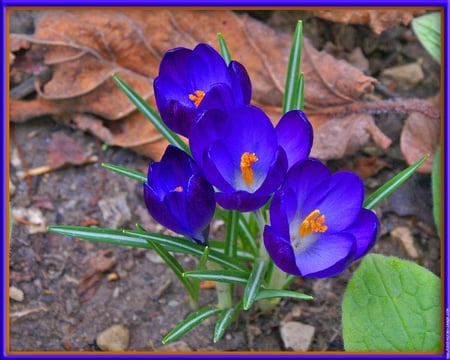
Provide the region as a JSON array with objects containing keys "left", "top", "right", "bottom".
[
  {"left": 363, "top": 154, "right": 429, "bottom": 210},
  {"left": 48, "top": 226, "right": 154, "bottom": 249},
  {"left": 243, "top": 258, "right": 268, "bottom": 310},
  {"left": 255, "top": 289, "right": 313, "bottom": 301},
  {"left": 147, "top": 238, "right": 197, "bottom": 303},
  {"left": 431, "top": 144, "right": 441, "bottom": 237},
  {"left": 123, "top": 230, "right": 248, "bottom": 272},
  {"left": 183, "top": 269, "right": 250, "bottom": 285},
  {"left": 101, "top": 162, "right": 147, "bottom": 182},
  {"left": 112, "top": 74, "right": 190, "bottom": 154},
  {"left": 162, "top": 306, "right": 221, "bottom": 344},
  {"left": 214, "top": 304, "right": 241, "bottom": 343},
  {"left": 282, "top": 20, "right": 303, "bottom": 114},
  {"left": 214, "top": 209, "right": 258, "bottom": 256},
  {"left": 208, "top": 240, "right": 254, "bottom": 262},
  {"left": 217, "top": 33, "right": 232, "bottom": 64}
]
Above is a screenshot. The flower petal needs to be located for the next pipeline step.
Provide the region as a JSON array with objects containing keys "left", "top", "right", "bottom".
[
  {"left": 294, "top": 233, "right": 356, "bottom": 278},
  {"left": 276, "top": 110, "right": 313, "bottom": 169},
  {"left": 158, "top": 47, "right": 192, "bottom": 85},
  {"left": 267, "top": 190, "right": 292, "bottom": 239},
  {"left": 228, "top": 60, "right": 252, "bottom": 105},
  {"left": 345, "top": 208, "right": 380, "bottom": 260},
  {"left": 304, "top": 171, "right": 363, "bottom": 232},
  {"left": 188, "top": 44, "right": 229, "bottom": 90},
  {"left": 215, "top": 190, "right": 270, "bottom": 212},
  {"left": 253, "top": 146, "right": 287, "bottom": 196},
  {"left": 154, "top": 75, "right": 196, "bottom": 136},
  {"left": 283, "top": 159, "right": 331, "bottom": 213},
  {"left": 143, "top": 182, "right": 185, "bottom": 236},
  {"left": 263, "top": 226, "right": 302, "bottom": 276},
  {"left": 190, "top": 109, "right": 229, "bottom": 169},
  {"left": 202, "top": 141, "right": 235, "bottom": 193}
]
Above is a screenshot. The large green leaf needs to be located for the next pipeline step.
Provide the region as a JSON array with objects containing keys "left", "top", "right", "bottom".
[
  {"left": 412, "top": 13, "right": 441, "bottom": 64},
  {"left": 431, "top": 144, "right": 441, "bottom": 237},
  {"left": 342, "top": 254, "right": 441, "bottom": 351}
]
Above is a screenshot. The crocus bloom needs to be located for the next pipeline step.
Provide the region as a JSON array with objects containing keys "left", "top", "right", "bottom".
[
  {"left": 143, "top": 145, "right": 215, "bottom": 245},
  {"left": 275, "top": 110, "right": 313, "bottom": 170},
  {"left": 264, "top": 159, "right": 379, "bottom": 278},
  {"left": 153, "top": 43, "right": 252, "bottom": 137},
  {"left": 189, "top": 105, "right": 288, "bottom": 212}
]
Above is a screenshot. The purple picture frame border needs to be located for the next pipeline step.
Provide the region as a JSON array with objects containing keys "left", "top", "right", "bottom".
[{"left": 2, "top": 0, "right": 449, "bottom": 359}]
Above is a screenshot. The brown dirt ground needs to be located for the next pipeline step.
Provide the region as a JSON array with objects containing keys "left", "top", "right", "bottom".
[{"left": 8, "top": 9, "right": 441, "bottom": 352}]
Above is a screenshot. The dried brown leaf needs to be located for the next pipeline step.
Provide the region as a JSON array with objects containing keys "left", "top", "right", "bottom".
[
  {"left": 9, "top": 10, "right": 405, "bottom": 161},
  {"left": 47, "top": 131, "right": 92, "bottom": 168},
  {"left": 313, "top": 10, "right": 426, "bottom": 34},
  {"left": 400, "top": 95, "right": 440, "bottom": 173}
]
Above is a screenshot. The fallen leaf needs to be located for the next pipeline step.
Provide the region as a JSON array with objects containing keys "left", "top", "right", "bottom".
[
  {"left": 9, "top": 10, "right": 436, "bottom": 161},
  {"left": 47, "top": 131, "right": 92, "bottom": 168},
  {"left": 313, "top": 10, "right": 426, "bottom": 34},
  {"left": 354, "top": 156, "right": 387, "bottom": 179},
  {"left": 400, "top": 94, "right": 440, "bottom": 173},
  {"left": 78, "top": 249, "right": 117, "bottom": 301}
]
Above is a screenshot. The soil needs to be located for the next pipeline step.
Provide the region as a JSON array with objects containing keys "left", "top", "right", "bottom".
[{"left": 8, "top": 10, "right": 441, "bottom": 352}]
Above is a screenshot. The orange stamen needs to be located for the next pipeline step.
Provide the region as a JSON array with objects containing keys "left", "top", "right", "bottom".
[
  {"left": 298, "top": 209, "right": 328, "bottom": 238},
  {"left": 188, "top": 90, "right": 205, "bottom": 107},
  {"left": 240, "top": 152, "right": 259, "bottom": 186},
  {"left": 174, "top": 186, "right": 183, "bottom": 192}
]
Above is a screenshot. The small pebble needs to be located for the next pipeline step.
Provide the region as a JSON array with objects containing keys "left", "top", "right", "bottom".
[
  {"left": 96, "top": 324, "right": 129, "bottom": 351},
  {"left": 280, "top": 321, "right": 315, "bottom": 351},
  {"left": 391, "top": 226, "right": 419, "bottom": 259},
  {"left": 10, "top": 286, "right": 24, "bottom": 302}
]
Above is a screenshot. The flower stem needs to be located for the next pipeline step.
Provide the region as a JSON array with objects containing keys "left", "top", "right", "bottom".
[
  {"left": 213, "top": 210, "right": 239, "bottom": 309},
  {"left": 254, "top": 209, "right": 288, "bottom": 313}
]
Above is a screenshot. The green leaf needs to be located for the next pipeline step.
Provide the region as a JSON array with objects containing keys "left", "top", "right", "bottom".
[
  {"left": 282, "top": 20, "right": 303, "bottom": 114},
  {"left": 208, "top": 240, "right": 255, "bottom": 262},
  {"left": 183, "top": 269, "right": 250, "bottom": 285},
  {"left": 146, "top": 238, "right": 197, "bottom": 302},
  {"left": 112, "top": 74, "right": 190, "bottom": 154},
  {"left": 412, "top": 13, "right": 441, "bottom": 64},
  {"left": 243, "top": 258, "right": 268, "bottom": 310},
  {"left": 431, "top": 144, "right": 441, "bottom": 237},
  {"left": 225, "top": 210, "right": 239, "bottom": 259},
  {"left": 213, "top": 304, "right": 241, "bottom": 343},
  {"left": 217, "top": 33, "right": 232, "bottom": 64},
  {"left": 48, "top": 226, "right": 154, "bottom": 250},
  {"left": 294, "top": 72, "right": 305, "bottom": 111},
  {"left": 255, "top": 289, "right": 313, "bottom": 301},
  {"left": 342, "top": 254, "right": 441, "bottom": 351},
  {"left": 363, "top": 154, "right": 429, "bottom": 210},
  {"left": 101, "top": 163, "right": 147, "bottom": 182},
  {"left": 162, "top": 306, "right": 221, "bottom": 344},
  {"left": 123, "top": 230, "right": 248, "bottom": 272},
  {"left": 215, "top": 209, "right": 258, "bottom": 256}
]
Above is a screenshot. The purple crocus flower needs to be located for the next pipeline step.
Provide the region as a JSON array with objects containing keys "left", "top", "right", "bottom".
[
  {"left": 189, "top": 105, "right": 288, "bottom": 212},
  {"left": 264, "top": 158, "right": 379, "bottom": 278},
  {"left": 143, "top": 145, "right": 215, "bottom": 245},
  {"left": 153, "top": 43, "right": 252, "bottom": 137},
  {"left": 275, "top": 110, "right": 313, "bottom": 170}
]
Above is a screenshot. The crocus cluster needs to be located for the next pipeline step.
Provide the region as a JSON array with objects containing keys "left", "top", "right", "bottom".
[{"left": 143, "top": 43, "right": 379, "bottom": 278}]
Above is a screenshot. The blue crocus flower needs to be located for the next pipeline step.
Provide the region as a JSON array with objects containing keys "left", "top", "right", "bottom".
[
  {"left": 143, "top": 145, "right": 215, "bottom": 245},
  {"left": 264, "top": 159, "right": 379, "bottom": 278},
  {"left": 153, "top": 43, "right": 252, "bottom": 137},
  {"left": 275, "top": 110, "right": 313, "bottom": 170},
  {"left": 189, "top": 105, "right": 288, "bottom": 212}
]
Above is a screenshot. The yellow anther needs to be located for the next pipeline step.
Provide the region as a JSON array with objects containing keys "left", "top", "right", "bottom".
[
  {"left": 240, "top": 152, "right": 259, "bottom": 186},
  {"left": 174, "top": 186, "right": 184, "bottom": 192},
  {"left": 188, "top": 90, "right": 206, "bottom": 107},
  {"left": 298, "top": 209, "right": 328, "bottom": 238}
]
